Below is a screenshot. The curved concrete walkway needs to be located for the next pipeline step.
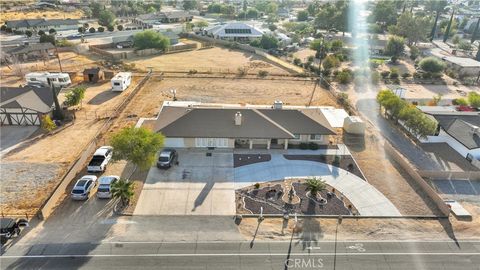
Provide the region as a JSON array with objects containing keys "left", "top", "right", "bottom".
[{"left": 234, "top": 155, "right": 401, "bottom": 216}]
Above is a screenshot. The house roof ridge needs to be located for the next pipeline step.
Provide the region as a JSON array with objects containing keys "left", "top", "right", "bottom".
[{"left": 251, "top": 108, "right": 295, "bottom": 138}]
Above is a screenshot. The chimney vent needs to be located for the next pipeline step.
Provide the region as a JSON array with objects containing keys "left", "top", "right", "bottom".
[
  {"left": 273, "top": 100, "right": 283, "bottom": 109},
  {"left": 235, "top": 111, "right": 242, "bottom": 125}
]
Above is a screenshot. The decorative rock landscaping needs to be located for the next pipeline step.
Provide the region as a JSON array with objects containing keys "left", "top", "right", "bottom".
[{"left": 236, "top": 179, "right": 356, "bottom": 216}]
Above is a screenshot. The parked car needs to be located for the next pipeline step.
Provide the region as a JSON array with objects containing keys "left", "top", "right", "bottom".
[
  {"left": 0, "top": 218, "right": 29, "bottom": 245},
  {"left": 96, "top": 175, "right": 120, "bottom": 199},
  {"left": 157, "top": 149, "right": 178, "bottom": 169},
  {"left": 87, "top": 146, "right": 113, "bottom": 173},
  {"left": 71, "top": 175, "right": 98, "bottom": 200}
]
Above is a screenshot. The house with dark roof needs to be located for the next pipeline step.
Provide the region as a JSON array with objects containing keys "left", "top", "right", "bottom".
[
  {"left": 132, "top": 11, "right": 193, "bottom": 28},
  {"left": 1, "top": 43, "right": 55, "bottom": 63},
  {"left": 146, "top": 101, "right": 340, "bottom": 149},
  {"left": 4, "top": 18, "right": 80, "bottom": 32},
  {"left": 420, "top": 109, "right": 480, "bottom": 168},
  {"left": 0, "top": 85, "right": 55, "bottom": 125}
]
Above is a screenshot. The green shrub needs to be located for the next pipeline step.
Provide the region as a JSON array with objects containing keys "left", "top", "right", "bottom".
[
  {"left": 254, "top": 183, "right": 260, "bottom": 189},
  {"left": 293, "top": 58, "right": 302, "bottom": 66},
  {"left": 389, "top": 68, "right": 399, "bottom": 79},
  {"left": 381, "top": 70, "right": 390, "bottom": 79},
  {"left": 452, "top": 98, "right": 468, "bottom": 106},
  {"left": 41, "top": 115, "right": 56, "bottom": 132},
  {"left": 401, "top": 72, "right": 411, "bottom": 79},
  {"left": 299, "top": 142, "right": 309, "bottom": 150},
  {"left": 309, "top": 142, "right": 319, "bottom": 150}
]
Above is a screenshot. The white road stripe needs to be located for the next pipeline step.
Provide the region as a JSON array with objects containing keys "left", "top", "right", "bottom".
[{"left": 3, "top": 252, "right": 480, "bottom": 259}]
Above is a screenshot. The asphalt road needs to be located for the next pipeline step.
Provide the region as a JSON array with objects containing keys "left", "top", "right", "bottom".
[{"left": 2, "top": 240, "right": 479, "bottom": 269}]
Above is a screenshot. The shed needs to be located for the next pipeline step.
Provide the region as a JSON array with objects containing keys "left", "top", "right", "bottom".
[
  {"left": 343, "top": 116, "right": 366, "bottom": 135},
  {"left": 83, "top": 67, "right": 105, "bottom": 83}
]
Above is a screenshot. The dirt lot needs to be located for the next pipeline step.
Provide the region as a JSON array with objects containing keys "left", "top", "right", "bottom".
[
  {"left": 0, "top": 9, "right": 84, "bottom": 24},
  {"left": 125, "top": 46, "right": 291, "bottom": 75},
  {"left": 239, "top": 202, "right": 480, "bottom": 241},
  {"left": 1, "top": 77, "right": 142, "bottom": 214}
]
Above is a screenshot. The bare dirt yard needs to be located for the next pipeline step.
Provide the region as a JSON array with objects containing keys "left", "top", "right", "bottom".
[
  {"left": 0, "top": 9, "right": 84, "bottom": 24},
  {"left": 239, "top": 202, "right": 480, "bottom": 241},
  {"left": 0, "top": 77, "right": 142, "bottom": 214},
  {"left": 125, "top": 46, "right": 291, "bottom": 75}
]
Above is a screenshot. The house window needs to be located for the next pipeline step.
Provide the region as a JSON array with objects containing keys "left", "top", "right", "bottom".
[
  {"left": 292, "top": 134, "right": 301, "bottom": 140},
  {"left": 310, "top": 134, "right": 323, "bottom": 141}
]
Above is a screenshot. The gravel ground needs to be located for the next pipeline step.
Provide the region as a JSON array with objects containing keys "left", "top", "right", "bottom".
[{"left": 0, "top": 161, "right": 64, "bottom": 214}]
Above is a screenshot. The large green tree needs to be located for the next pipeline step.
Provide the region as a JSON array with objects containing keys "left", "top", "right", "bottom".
[
  {"left": 370, "top": 1, "right": 398, "bottom": 29},
  {"left": 259, "top": 34, "right": 278, "bottom": 49},
  {"left": 98, "top": 10, "right": 116, "bottom": 27},
  {"left": 385, "top": 35, "right": 405, "bottom": 63},
  {"left": 110, "top": 126, "right": 165, "bottom": 170},
  {"left": 183, "top": 0, "right": 197, "bottom": 10},
  {"left": 133, "top": 30, "right": 170, "bottom": 50},
  {"left": 64, "top": 86, "right": 87, "bottom": 107},
  {"left": 389, "top": 12, "right": 431, "bottom": 45},
  {"left": 297, "top": 10, "right": 309, "bottom": 21}
]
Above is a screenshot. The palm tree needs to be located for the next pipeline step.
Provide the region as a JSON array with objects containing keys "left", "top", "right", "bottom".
[
  {"left": 305, "top": 178, "right": 327, "bottom": 198},
  {"left": 111, "top": 179, "right": 135, "bottom": 206}
]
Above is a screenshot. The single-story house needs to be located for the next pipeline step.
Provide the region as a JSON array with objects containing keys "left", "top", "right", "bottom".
[
  {"left": 441, "top": 56, "right": 480, "bottom": 77},
  {"left": 0, "top": 85, "right": 54, "bottom": 125},
  {"left": 83, "top": 67, "right": 104, "bottom": 83},
  {"left": 132, "top": 11, "right": 193, "bottom": 28},
  {"left": 1, "top": 43, "right": 55, "bottom": 63},
  {"left": 147, "top": 101, "right": 340, "bottom": 149},
  {"left": 112, "top": 35, "right": 135, "bottom": 48},
  {"left": 204, "top": 22, "right": 264, "bottom": 43},
  {"left": 4, "top": 18, "right": 80, "bottom": 32},
  {"left": 421, "top": 109, "right": 480, "bottom": 168}
]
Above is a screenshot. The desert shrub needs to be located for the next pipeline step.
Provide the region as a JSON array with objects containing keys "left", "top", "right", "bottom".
[
  {"left": 389, "top": 68, "right": 399, "bottom": 79},
  {"left": 188, "top": 69, "right": 198, "bottom": 75},
  {"left": 293, "top": 58, "right": 302, "bottom": 66},
  {"left": 41, "top": 115, "right": 56, "bottom": 132},
  {"left": 401, "top": 72, "right": 411, "bottom": 79},
  {"left": 381, "top": 70, "right": 390, "bottom": 79},
  {"left": 237, "top": 67, "right": 247, "bottom": 76},
  {"left": 258, "top": 70, "right": 269, "bottom": 78}
]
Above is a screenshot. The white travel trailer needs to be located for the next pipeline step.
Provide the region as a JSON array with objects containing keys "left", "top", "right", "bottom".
[
  {"left": 25, "top": 72, "right": 71, "bottom": 88},
  {"left": 111, "top": 72, "right": 132, "bottom": 92}
]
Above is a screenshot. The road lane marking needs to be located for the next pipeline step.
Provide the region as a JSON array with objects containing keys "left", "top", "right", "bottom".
[{"left": 3, "top": 252, "right": 480, "bottom": 259}]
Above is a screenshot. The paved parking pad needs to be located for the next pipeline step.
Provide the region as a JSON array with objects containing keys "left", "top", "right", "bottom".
[
  {"left": 134, "top": 150, "right": 235, "bottom": 215},
  {"left": 433, "top": 179, "right": 479, "bottom": 195}
]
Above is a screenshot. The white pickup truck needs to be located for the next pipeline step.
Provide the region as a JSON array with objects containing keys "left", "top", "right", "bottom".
[{"left": 87, "top": 146, "right": 113, "bottom": 173}]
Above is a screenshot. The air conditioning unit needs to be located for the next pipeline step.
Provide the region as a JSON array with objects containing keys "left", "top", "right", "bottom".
[{"left": 273, "top": 100, "right": 283, "bottom": 109}]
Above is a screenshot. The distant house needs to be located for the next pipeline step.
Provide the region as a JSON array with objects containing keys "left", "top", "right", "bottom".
[
  {"left": 441, "top": 56, "right": 480, "bottom": 77},
  {"left": 4, "top": 18, "right": 80, "bottom": 32},
  {"left": 1, "top": 43, "right": 55, "bottom": 63},
  {"left": 132, "top": 11, "right": 193, "bottom": 28},
  {"left": 146, "top": 101, "right": 342, "bottom": 149},
  {"left": 420, "top": 109, "right": 480, "bottom": 168},
  {"left": 204, "top": 22, "right": 264, "bottom": 43},
  {"left": 0, "top": 85, "right": 54, "bottom": 125},
  {"left": 83, "top": 67, "right": 105, "bottom": 83}
]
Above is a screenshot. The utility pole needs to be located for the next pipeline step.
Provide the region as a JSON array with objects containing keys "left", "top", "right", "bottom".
[
  {"left": 48, "top": 80, "right": 64, "bottom": 120},
  {"left": 443, "top": 9, "right": 455, "bottom": 42},
  {"left": 55, "top": 45, "right": 63, "bottom": 73}
]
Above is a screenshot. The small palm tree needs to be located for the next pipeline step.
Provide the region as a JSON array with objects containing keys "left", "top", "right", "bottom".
[
  {"left": 111, "top": 179, "right": 135, "bottom": 206},
  {"left": 305, "top": 178, "right": 327, "bottom": 198}
]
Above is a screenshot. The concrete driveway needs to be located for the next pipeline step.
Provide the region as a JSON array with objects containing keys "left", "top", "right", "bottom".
[
  {"left": 234, "top": 154, "right": 401, "bottom": 216},
  {"left": 134, "top": 150, "right": 235, "bottom": 215}
]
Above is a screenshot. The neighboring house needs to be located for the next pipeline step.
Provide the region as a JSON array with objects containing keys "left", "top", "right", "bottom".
[
  {"left": 1, "top": 43, "right": 55, "bottom": 63},
  {"left": 83, "top": 67, "right": 105, "bottom": 83},
  {"left": 204, "top": 22, "right": 264, "bottom": 43},
  {"left": 4, "top": 18, "right": 80, "bottom": 32},
  {"left": 441, "top": 56, "right": 480, "bottom": 77},
  {"left": 146, "top": 101, "right": 341, "bottom": 149},
  {"left": 132, "top": 11, "right": 193, "bottom": 28},
  {"left": 421, "top": 109, "right": 480, "bottom": 168},
  {"left": 0, "top": 85, "right": 54, "bottom": 125}
]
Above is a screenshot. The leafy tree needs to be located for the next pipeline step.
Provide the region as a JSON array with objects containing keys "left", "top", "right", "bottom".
[
  {"left": 419, "top": 57, "right": 445, "bottom": 74},
  {"left": 49, "top": 28, "right": 56, "bottom": 34},
  {"left": 468, "top": 92, "right": 480, "bottom": 107},
  {"left": 64, "top": 86, "right": 86, "bottom": 107},
  {"left": 385, "top": 35, "right": 405, "bottom": 63},
  {"left": 370, "top": 1, "right": 398, "bottom": 29},
  {"left": 207, "top": 3, "right": 222, "bottom": 13},
  {"left": 297, "top": 10, "right": 309, "bottom": 21},
  {"left": 0, "top": 25, "right": 6, "bottom": 31},
  {"left": 322, "top": 55, "right": 340, "bottom": 70},
  {"left": 443, "top": 9, "right": 455, "bottom": 42},
  {"left": 98, "top": 10, "right": 115, "bottom": 27},
  {"left": 389, "top": 12, "right": 431, "bottom": 45},
  {"left": 147, "top": 6, "right": 157, "bottom": 13},
  {"left": 451, "top": 34, "right": 460, "bottom": 44},
  {"left": 314, "top": 1, "right": 349, "bottom": 34},
  {"left": 336, "top": 69, "right": 353, "bottom": 84},
  {"left": 110, "top": 126, "right": 165, "bottom": 170},
  {"left": 89, "top": 27, "right": 96, "bottom": 33},
  {"left": 90, "top": 2, "right": 103, "bottom": 18},
  {"left": 246, "top": 8, "right": 258, "bottom": 19},
  {"left": 41, "top": 115, "right": 56, "bottom": 132},
  {"left": 111, "top": 179, "right": 135, "bottom": 206},
  {"left": 457, "top": 40, "right": 472, "bottom": 50},
  {"left": 259, "top": 34, "right": 278, "bottom": 49},
  {"left": 108, "top": 25, "right": 114, "bottom": 32},
  {"left": 133, "top": 30, "right": 170, "bottom": 50},
  {"left": 183, "top": 0, "right": 197, "bottom": 10},
  {"left": 40, "top": 34, "right": 55, "bottom": 45},
  {"left": 38, "top": 30, "right": 46, "bottom": 35},
  {"left": 268, "top": 24, "right": 277, "bottom": 31},
  {"left": 78, "top": 27, "right": 85, "bottom": 33},
  {"left": 117, "top": 25, "right": 124, "bottom": 31},
  {"left": 83, "top": 7, "right": 92, "bottom": 18},
  {"left": 305, "top": 178, "right": 326, "bottom": 198},
  {"left": 196, "top": 20, "right": 208, "bottom": 30},
  {"left": 25, "top": 30, "right": 32, "bottom": 37},
  {"left": 98, "top": 26, "right": 105, "bottom": 32}
]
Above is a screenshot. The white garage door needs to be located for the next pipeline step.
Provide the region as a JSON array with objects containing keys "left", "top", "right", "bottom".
[
  {"left": 195, "top": 138, "right": 229, "bottom": 148},
  {"left": 164, "top": 138, "right": 185, "bottom": 148}
]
